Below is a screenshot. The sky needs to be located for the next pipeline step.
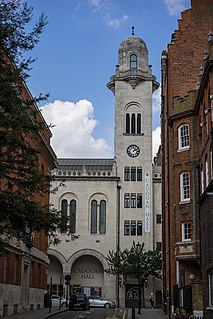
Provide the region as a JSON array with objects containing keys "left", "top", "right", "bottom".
[{"left": 26, "top": 0, "right": 191, "bottom": 159}]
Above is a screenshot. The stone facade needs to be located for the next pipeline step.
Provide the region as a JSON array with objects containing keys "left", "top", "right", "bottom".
[{"left": 48, "top": 30, "right": 162, "bottom": 308}]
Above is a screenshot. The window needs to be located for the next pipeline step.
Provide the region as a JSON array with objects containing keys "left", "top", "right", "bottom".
[
  {"left": 91, "top": 199, "right": 106, "bottom": 235},
  {"left": 178, "top": 124, "right": 189, "bottom": 150},
  {"left": 3, "top": 253, "right": 8, "bottom": 283},
  {"left": 137, "top": 167, "right": 142, "bottom": 181},
  {"left": 61, "top": 199, "right": 68, "bottom": 217},
  {"left": 124, "top": 193, "right": 130, "bottom": 208},
  {"left": 61, "top": 199, "right": 68, "bottom": 232},
  {"left": 91, "top": 200, "right": 97, "bottom": 234},
  {"left": 182, "top": 222, "right": 191, "bottom": 241},
  {"left": 131, "top": 167, "right": 136, "bottom": 181},
  {"left": 131, "top": 193, "right": 136, "bottom": 208},
  {"left": 125, "top": 112, "right": 142, "bottom": 134},
  {"left": 156, "top": 242, "right": 162, "bottom": 251},
  {"left": 131, "top": 220, "right": 136, "bottom": 235},
  {"left": 180, "top": 172, "right": 190, "bottom": 202},
  {"left": 137, "top": 193, "right": 142, "bottom": 208},
  {"left": 99, "top": 200, "right": 106, "bottom": 234},
  {"left": 13, "top": 255, "right": 19, "bottom": 285},
  {"left": 206, "top": 156, "right": 209, "bottom": 186},
  {"left": 209, "top": 271, "right": 213, "bottom": 306},
  {"left": 124, "top": 220, "right": 142, "bottom": 236},
  {"left": 124, "top": 220, "right": 130, "bottom": 235},
  {"left": 131, "top": 114, "right": 136, "bottom": 133},
  {"left": 137, "top": 221, "right": 142, "bottom": 235},
  {"left": 126, "top": 113, "right": 130, "bottom": 134},
  {"left": 137, "top": 114, "right": 141, "bottom": 133},
  {"left": 156, "top": 214, "right": 162, "bottom": 224},
  {"left": 124, "top": 166, "right": 142, "bottom": 181},
  {"left": 124, "top": 166, "right": 130, "bottom": 181},
  {"left": 201, "top": 165, "right": 204, "bottom": 193},
  {"left": 70, "top": 199, "right": 76, "bottom": 233},
  {"left": 130, "top": 54, "right": 137, "bottom": 69}
]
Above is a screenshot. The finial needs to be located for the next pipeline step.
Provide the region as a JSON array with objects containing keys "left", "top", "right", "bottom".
[{"left": 132, "top": 26, "right": 135, "bottom": 35}]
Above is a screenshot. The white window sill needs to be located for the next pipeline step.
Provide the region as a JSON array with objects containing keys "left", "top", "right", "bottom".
[
  {"left": 206, "top": 306, "right": 213, "bottom": 310},
  {"left": 179, "top": 200, "right": 190, "bottom": 205},
  {"left": 177, "top": 147, "right": 190, "bottom": 152}
]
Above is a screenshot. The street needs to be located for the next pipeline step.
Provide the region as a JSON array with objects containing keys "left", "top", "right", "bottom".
[{"left": 48, "top": 308, "right": 126, "bottom": 319}]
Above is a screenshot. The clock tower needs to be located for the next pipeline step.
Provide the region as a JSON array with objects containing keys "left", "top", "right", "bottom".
[{"left": 107, "top": 27, "right": 159, "bottom": 250}]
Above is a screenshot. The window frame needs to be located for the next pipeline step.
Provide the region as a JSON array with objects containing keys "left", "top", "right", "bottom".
[
  {"left": 180, "top": 172, "right": 190, "bottom": 203},
  {"left": 124, "top": 166, "right": 130, "bottom": 181},
  {"left": 130, "top": 193, "right": 136, "bottom": 208},
  {"left": 70, "top": 199, "right": 76, "bottom": 233},
  {"left": 182, "top": 222, "right": 192, "bottom": 241},
  {"left": 137, "top": 193, "right": 142, "bottom": 208},
  {"left": 178, "top": 124, "right": 190, "bottom": 151},
  {"left": 124, "top": 193, "right": 130, "bottom": 208},
  {"left": 131, "top": 220, "right": 136, "bottom": 235},
  {"left": 137, "top": 167, "right": 142, "bottom": 181},
  {"left": 124, "top": 220, "right": 130, "bottom": 236},
  {"left": 130, "top": 54, "right": 137, "bottom": 69},
  {"left": 156, "top": 214, "right": 162, "bottom": 224},
  {"left": 137, "top": 221, "right": 142, "bottom": 236}
]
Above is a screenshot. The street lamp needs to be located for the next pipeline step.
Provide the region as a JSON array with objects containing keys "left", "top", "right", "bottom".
[{"left": 136, "top": 242, "right": 142, "bottom": 314}]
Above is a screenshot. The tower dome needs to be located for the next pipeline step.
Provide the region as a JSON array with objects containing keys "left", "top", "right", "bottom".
[
  {"left": 107, "top": 27, "right": 159, "bottom": 92},
  {"left": 118, "top": 27, "right": 149, "bottom": 73}
]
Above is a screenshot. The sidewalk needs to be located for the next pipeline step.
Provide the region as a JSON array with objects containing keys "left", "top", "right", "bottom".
[
  {"left": 7, "top": 306, "right": 68, "bottom": 319},
  {"left": 127, "top": 308, "right": 168, "bottom": 319}
]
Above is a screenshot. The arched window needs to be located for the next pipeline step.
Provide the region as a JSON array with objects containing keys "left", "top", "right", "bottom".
[
  {"left": 180, "top": 172, "right": 190, "bottom": 202},
  {"left": 130, "top": 54, "right": 137, "bottom": 69},
  {"left": 99, "top": 200, "right": 106, "bottom": 234},
  {"left": 61, "top": 199, "right": 68, "bottom": 233},
  {"left": 70, "top": 199, "right": 76, "bottom": 233},
  {"left": 131, "top": 113, "right": 136, "bottom": 133},
  {"left": 126, "top": 113, "right": 130, "bottom": 133},
  {"left": 91, "top": 200, "right": 97, "bottom": 234},
  {"left": 137, "top": 114, "right": 141, "bottom": 133},
  {"left": 178, "top": 124, "right": 189, "bottom": 150}
]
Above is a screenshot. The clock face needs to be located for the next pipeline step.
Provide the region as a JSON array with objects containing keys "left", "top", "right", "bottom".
[{"left": 127, "top": 144, "right": 140, "bottom": 157}]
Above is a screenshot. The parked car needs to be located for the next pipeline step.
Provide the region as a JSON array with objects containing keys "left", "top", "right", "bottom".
[
  {"left": 88, "top": 295, "right": 115, "bottom": 308},
  {"left": 51, "top": 294, "right": 67, "bottom": 307},
  {"left": 69, "top": 293, "right": 90, "bottom": 310}
]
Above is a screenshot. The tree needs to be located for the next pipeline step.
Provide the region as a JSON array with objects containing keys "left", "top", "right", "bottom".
[
  {"left": 105, "top": 241, "right": 162, "bottom": 281},
  {"left": 0, "top": 0, "right": 64, "bottom": 248}
]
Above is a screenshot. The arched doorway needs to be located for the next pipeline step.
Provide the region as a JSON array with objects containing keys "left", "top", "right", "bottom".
[
  {"left": 71, "top": 255, "right": 104, "bottom": 297},
  {"left": 47, "top": 255, "right": 64, "bottom": 295}
]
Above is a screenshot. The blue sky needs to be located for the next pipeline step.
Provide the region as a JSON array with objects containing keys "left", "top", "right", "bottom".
[{"left": 26, "top": 0, "right": 191, "bottom": 158}]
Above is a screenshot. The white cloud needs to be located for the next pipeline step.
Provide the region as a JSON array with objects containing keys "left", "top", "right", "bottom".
[
  {"left": 152, "top": 126, "right": 161, "bottom": 158},
  {"left": 41, "top": 99, "right": 112, "bottom": 158},
  {"left": 106, "top": 14, "right": 129, "bottom": 28},
  {"left": 152, "top": 87, "right": 161, "bottom": 113},
  {"left": 163, "top": 0, "right": 189, "bottom": 16}
]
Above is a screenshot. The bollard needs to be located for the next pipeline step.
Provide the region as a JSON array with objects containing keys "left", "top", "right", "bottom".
[{"left": 132, "top": 303, "right": 135, "bottom": 319}]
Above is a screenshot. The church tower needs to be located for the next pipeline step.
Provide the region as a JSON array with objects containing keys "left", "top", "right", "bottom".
[{"left": 107, "top": 27, "right": 159, "bottom": 252}]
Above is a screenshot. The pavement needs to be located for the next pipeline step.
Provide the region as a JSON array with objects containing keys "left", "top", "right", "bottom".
[{"left": 6, "top": 306, "right": 168, "bottom": 319}]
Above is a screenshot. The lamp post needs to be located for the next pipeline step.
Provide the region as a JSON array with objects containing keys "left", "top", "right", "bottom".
[{"left": 136, "top": 242, "right": 142, "bottom": 314}]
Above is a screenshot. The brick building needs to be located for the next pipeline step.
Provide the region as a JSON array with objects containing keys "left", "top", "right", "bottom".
[
  {"left": 197, "top": 32, "right": 213, "bottom": 319},
  {"left": 0, "top": 58, "right": 57, "bottom": 316},
  {"left": 161, "top": 0, "right": 213, "bottom": 318}
]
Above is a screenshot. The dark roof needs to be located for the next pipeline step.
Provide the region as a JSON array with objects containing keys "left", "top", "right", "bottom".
[{"left": 57, "top": 158, "right": 115, "bottom": 171}]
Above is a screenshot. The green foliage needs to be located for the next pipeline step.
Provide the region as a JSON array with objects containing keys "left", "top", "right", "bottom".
[
  {"left": 0, "top": 0, "right": 63, "bottom": 248},
  {"left": 105, "top": 241, "right": 162, "bottom": 281}
]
